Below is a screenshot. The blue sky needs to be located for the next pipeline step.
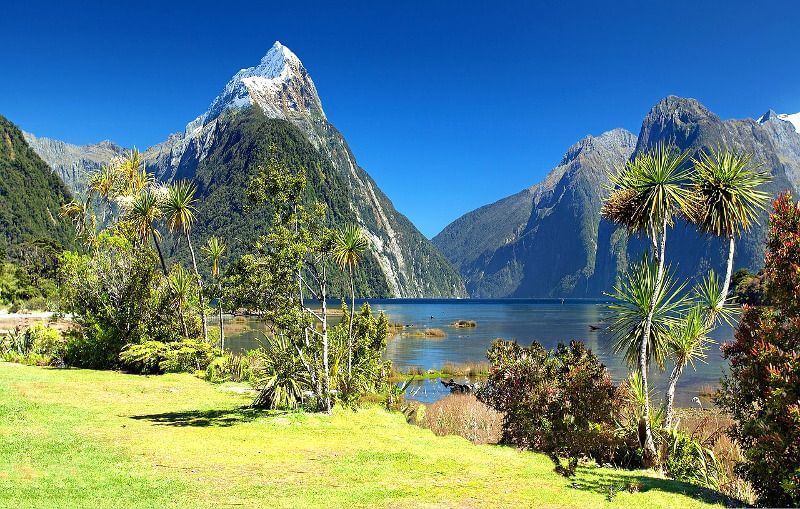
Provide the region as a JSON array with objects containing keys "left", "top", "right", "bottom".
[{"left": 2, "top": 1, "right": 799, "bottom": 237}]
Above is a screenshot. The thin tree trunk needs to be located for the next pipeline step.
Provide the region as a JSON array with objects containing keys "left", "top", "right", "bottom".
[
  {"left": 639, "top": 217, "right": 668, "bottom": 466},
  {"left": 218, "top": 301, "right": 225, "bottom": 353},
  {"left": 185, "top": 231, "right": 208, "bottom": 343},
  {"left": 664, "top": 361, "right": 684, "bottom": 429},
  {"left": 152, "top": 230, "right": 168, "bottom": 275},
  {"left": 321, "top": 265, "right": 331, "bottom": 414},
  {"left": 179, "top": 306, "right": 188, "bottom": 338},
  {"left": 348, "top": 264, "right": 355, "bottom": 376},
  {"left": 720, "top": 235, "right": 735, "bottom": 306}
]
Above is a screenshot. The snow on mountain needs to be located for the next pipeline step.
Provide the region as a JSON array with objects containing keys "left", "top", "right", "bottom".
[
  {"left": 145, "top": 41, "right": 328, "bottom": 181},
  {"left": 757, "top": 110, "right": 800, "bottom": 133},
  {"left": 777, "top": 112, "right": 800, "bottom": 133}
]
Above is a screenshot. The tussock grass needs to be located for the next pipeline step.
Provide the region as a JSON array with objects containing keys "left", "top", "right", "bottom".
[{"left": 418, "top": 394, "right": 503, "bottom": 445}]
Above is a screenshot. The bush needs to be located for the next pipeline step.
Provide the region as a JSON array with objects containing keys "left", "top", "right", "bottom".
[
  {"left": 59, "top": 235, "right": 199, "bottom": 369},
  {"left": 0, "top": 323, "right": 65, "bottom": 365},
  {"left": 161, "top": 340, "right": 216, "bottom": 373},
  {"left": 119, "top": 339, "right": 216, "bottom": 375},
  {"left": 119, "top": 341, "right": 171, "bottom": 374},
  {"left": 205, "top": 353, "right": 253, "bottom": 383},
  {"left": 478, "top": 339, "right": 631, "bottom": 476},
  {"left": 716, "top": 193, "right": 800, "bottom": 507},
  {"left": 664, "top": 428, "right": 723, "bottom": 490},
  {"left": 420, "top": 394, "right": 503, "bottom": 445}
]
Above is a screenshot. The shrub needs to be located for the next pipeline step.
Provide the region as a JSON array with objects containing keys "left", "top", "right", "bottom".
[
  {"left": 664, "top": 428, "right": 723, "bottom": 490},
  {"left": 716, "top": 192, "right": 800, "bottom": 507},
  {"left": 119, "top": 341, "right": 171, "bottom": 374},
  {"left": 421, "top": 394, "right": 503, "bottom": 444},
  {"left": 0, "top": 323, "right": 65, "bottom": 365},
  {"left": 478, "top": 339, "right": 630, "bottom": 475},
  {"left": 205, "top": 353, "right": 253, "bottom": 383},
  {"left": 161, "top": 339, "right": 216, "bottom": 373}
]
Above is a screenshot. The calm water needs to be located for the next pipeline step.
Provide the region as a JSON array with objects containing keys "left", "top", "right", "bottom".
[{"left": 224, "top": 299, "right": 733, "bottom": 406}]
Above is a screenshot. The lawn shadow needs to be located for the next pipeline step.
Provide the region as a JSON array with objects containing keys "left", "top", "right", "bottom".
[
  {"left": 572, "top": 466, "right": 743, "bottom": 506},
  {"left": 129, "top": 407, "right": 286, "bottom": 427}
]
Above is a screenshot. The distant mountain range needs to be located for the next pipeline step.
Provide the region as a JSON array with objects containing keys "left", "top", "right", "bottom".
[
  {"left": 16, "top": 42, "right": 466, "bottom": 298},
  {"left": 434, "top": 96, "right": 800, "bottom": 297},
  {"left": 11, "top": 44, "right": 800, "bottom": 299}
]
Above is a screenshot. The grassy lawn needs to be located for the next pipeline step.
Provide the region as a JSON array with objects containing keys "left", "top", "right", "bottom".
[{"left": 0, "top": 363, "right": 728, "bottom": 508}]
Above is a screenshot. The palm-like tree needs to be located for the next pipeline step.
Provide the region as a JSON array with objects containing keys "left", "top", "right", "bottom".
[
  {"left": 687, "top": 148, "right": 770, "bottom": 306},
  {"left": 202, "top": 236, "right": 226, "bottom": 353},
  {"left": 663, "top": 306, "right": 711, "bottom": 428},
  {"left": 332, "top": 224, "right": 368, "bottom": 375},
  {"left": 88, "top": 162, "right": 118, "bottom": 224},
  {"left": 168, "top": 265, "right": 192, "bottom": 337},
  {"left": 60, "top": 200, "right": 97, "bottom": 247},
  {"left": 608, "top": 255, "right": 688, "bottom": 372},
  {"left": 128, "top": 190, "right": 168, "bottom": 275},
  {"left": 602, "top": 142, "right": 693, "bottom": 464},
  {"left": 163, "top": 180, "right": 208, "bottom": 343}
]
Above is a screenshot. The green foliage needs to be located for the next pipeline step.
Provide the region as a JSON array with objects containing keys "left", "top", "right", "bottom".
[
  {"left": 0, "top": 323, "right": 66, "bottom": 365},
  {"left": 478, "top": 339, "right": 634, "bottom": 475},
  {"left": 160, "top": 339, "right": 216, "bottom": 373},
  {"left": 205, "top": 352, "right": 253, "bottom": 383},
  {"left": 119, "top": 341, "right": 170, "bottom": 374},
  {"left": 607, "top": 255, "right": 688, "bottom": 369},
  {"left": 664, "top": 428, "right": 723, "bottom": 490},
  {"left": 0, "top": 240, "right": 63, "bottom": 310},
  {"left": 602, "top": 142, "right": 693, "bottom": 233},
  {"left": 0, "top": 115, "right": 73, "bottom": 255},
  {"left": 251, "top": 333, "right": 309, "bottom": 410},
  {"left": 716, "top": 192, "right": 800, "bottom": 507},
  {"left": 59, "top": 234, "right": 197, "bottom": 369},
  {"left": 120, "top": 339, "right": 216, "bottom": 375},
  {"left": 180, "top": 112, "right": 394, "bottom": 298},
  {"left": 686, "top": 148, "right": 770, "bottom": 238}
]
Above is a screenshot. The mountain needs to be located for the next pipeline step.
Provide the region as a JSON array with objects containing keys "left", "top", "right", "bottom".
[
  {"left": 436, "top": 96, "right": 800, "bottom": 297},
  {"left": 434, "top": 129, "right": 636, "bottom": 297},
  {"left": 20, "top": 41, "right": 464, "bottom": 298},
  {"left": 0, "top": 115, "right": 73, "bottom": 255},
  {"left": 21, "top": 132, "right": 126, "bottom": 197}
]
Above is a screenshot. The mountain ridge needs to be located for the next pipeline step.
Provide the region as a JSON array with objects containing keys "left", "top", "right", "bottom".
[{"left": 436, "top": 96, "right": 800, "bottom": 297}]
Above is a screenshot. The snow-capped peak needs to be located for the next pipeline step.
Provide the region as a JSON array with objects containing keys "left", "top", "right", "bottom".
[
  {"left": 191, "top": 41, "right": 325, "bottom": 134},
  {"left": 757, "top": 109, "right": 800, "bottom": 133}
]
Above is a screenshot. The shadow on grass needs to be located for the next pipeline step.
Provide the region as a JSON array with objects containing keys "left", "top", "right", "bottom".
[
  {"left": 130, "top": 407, "right": 287, "bottom": 427},
  {"left": 572, "top": 467, "right": 741, "bottom": 506}
]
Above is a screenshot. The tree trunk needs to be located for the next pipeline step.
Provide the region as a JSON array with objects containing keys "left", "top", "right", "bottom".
[
  {"left": 639, "top": 217, "right": 668, "bottom": 466},
  {"left": 152, "top": 230, "right": 168, "bottom": 275},
  {"left": 218, "top": 301, "right": 225, "bottom": 353},
  {"left": 179, "top": 306, "right": 188, "bottom": 338},
  {"left": 664, "top": 360, "right": 684, "bottom": 429},
  {"left": 321, "top": 265, "right": 331, "bottom": 414},
  {"left": 348, "top": 264, "right": 355, "bottom": 376},
  {"left": 185, "top": 231, "right": 208, "bottom": 343},
  {"left": 720, "top": 235, "right": 735, "bottom": 306}
]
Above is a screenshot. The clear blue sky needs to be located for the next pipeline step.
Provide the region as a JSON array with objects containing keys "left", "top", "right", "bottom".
[{"left": 2, "top": 1, "right": 799, "bottom": 237}]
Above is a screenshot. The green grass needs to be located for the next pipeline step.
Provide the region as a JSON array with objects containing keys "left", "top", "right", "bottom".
[{"left": 0, "top": 363, "right": 728, "bottom": 508}]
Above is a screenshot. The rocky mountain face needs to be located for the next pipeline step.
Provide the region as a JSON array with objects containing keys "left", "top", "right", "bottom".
[
  {"left": 436, "top": 96, "right": 800, "bottom": 297},
  {"left": 0, "top": 115, "right": 73, "bottom": 253},
  {"left": 21, "top": 41, "right": 465, "bottom": 298},
  {"left": 21, "top": 132, "right": 126, "bottom": 197},
  {"left": 434, "top": 129, "right": 637, "bottom": 297}
]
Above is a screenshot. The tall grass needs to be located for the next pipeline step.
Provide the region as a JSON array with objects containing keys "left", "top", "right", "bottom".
[{"left": 419, "top": 394, "right": 503, "bottom": 445}]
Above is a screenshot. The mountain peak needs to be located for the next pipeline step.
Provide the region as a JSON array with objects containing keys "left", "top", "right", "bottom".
[
  {"left": 758, "top": 109, "right": 800, "bottom": 133},
  {"left": 195, "top": 42, "right": 325, "bottom": 132}
]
